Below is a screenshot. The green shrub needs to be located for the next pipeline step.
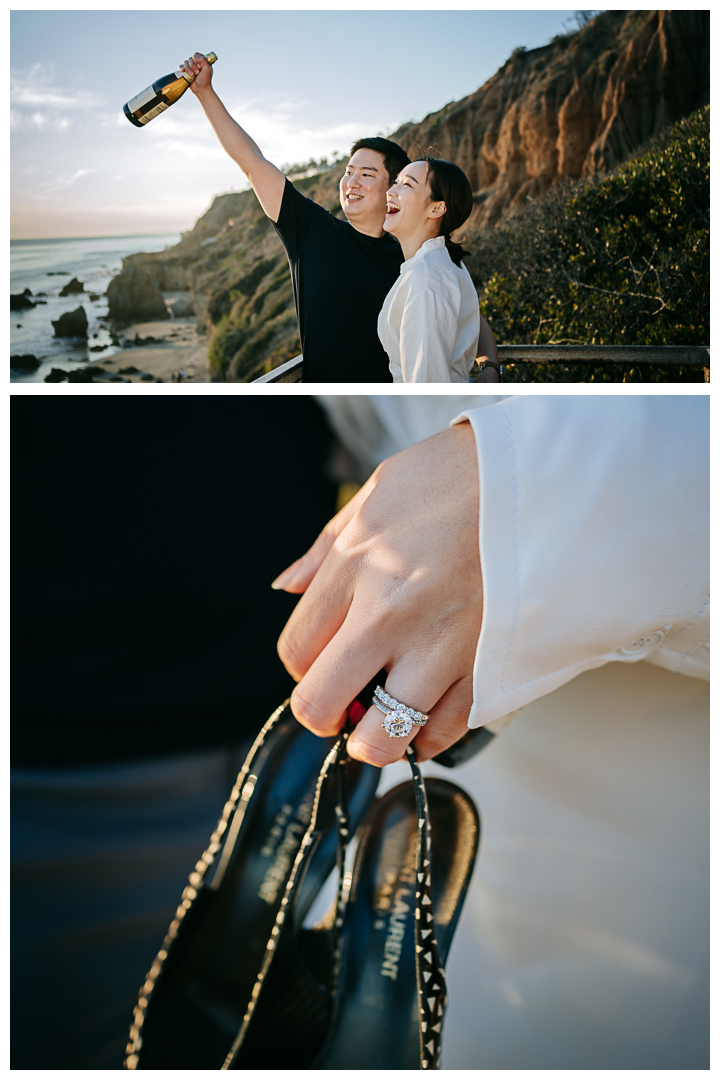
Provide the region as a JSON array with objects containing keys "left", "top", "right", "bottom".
[
  {"left": 466, "top": 106, "right": 709, "bottom": 382},
  {"left": 208, "top": 315, "right": 247, "bottom": 377},
  {"left": 231, "top": 258, "right": 278, "bottom": 300}
]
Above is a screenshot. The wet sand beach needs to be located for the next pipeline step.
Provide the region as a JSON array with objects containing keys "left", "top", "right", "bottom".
[{"left": 94, "top": 316, "right": 211, "bottom": 383}]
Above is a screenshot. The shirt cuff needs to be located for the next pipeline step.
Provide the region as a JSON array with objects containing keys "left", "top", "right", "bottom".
[{"left": 450, "top": 397, "right": 709, "bottom": 729}]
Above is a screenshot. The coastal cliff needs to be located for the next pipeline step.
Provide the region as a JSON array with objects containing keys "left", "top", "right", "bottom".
[
  {"left": 107, "top": 10, "right": 709, "bottom": 381},
  {"left": 387, "top": 8, "right": 709, "bottom": 228}
]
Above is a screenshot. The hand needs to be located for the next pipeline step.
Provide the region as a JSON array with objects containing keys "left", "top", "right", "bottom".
[
  {"left": 179, "top": 52, "right": 213, "bottom": 96},
  {"left": 474, "top": 357, "right": 501, "bottom": 383},
  {"left": 273, "top": 423, "right": 483, "bottom": 766}
]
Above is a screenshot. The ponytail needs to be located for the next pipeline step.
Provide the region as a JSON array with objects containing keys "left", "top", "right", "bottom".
[{"left": 442, "top": 234, "right": 472, "bottom": 268}]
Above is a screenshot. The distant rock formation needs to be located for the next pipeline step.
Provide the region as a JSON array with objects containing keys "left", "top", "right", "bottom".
[
  {"left": 106, "top": 264, "right": 169, "bottom": 325},
  {"left": 10, "top": 289, "right": 36, "bottom": 311},
  {"left": 11, "top": 354, "right": 40, "bottom": 371},
  {"left": 59, "top": 277, "right": 84, "bottom": 296},
  {"left": 44, "top": 365, "right": 107, "bottom": 383},
  {"left": 52, "top": 306, "right": 88, "bottom": 338},
  {"left": 167, "top": 295, "right": 195, "bottom": 317}
]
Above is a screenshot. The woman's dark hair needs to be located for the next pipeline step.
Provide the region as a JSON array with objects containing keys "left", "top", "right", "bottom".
[
  {"left": 349, "top": 137, "right": 411, "bottom": 186},
  {"left": 417, "top": 156, "right": 473, "bottom": 266}
]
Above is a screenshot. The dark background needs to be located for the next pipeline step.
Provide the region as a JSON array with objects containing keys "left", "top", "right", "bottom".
[{"left": 11, "top": 394, "right": 338, "bottom": 765}]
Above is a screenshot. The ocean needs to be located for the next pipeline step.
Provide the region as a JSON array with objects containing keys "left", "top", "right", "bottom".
[{"left": 10, "top": 233, "right": 181, "bottom": 383}]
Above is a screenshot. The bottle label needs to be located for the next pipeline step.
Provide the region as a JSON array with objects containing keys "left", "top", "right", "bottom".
[
  {"left": 126, "top": 84, "right": 157, "bottom": 113},
  {"left": 137, "top": 101, "right": 169, "bottom": 124}
]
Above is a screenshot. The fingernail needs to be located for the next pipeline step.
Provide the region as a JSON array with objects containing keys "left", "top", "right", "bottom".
[{"left": 271, "top": 562, "right": 300, "bottom": 590}]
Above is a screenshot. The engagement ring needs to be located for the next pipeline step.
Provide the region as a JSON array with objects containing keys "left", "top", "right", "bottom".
[{"left": 372, "top": 686, "right": 429, "bottom": 738}]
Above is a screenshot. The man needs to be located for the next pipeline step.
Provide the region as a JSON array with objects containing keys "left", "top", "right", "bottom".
[{"left": 179, "top": 52, "right": 499, "bottom": 383}]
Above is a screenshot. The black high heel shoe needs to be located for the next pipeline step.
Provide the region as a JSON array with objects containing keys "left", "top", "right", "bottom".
[
  {"left": 124, "top": 702, "right": 379, "bottom": 1069},
  {"left": 224, "top": 742, "right": 480, "bottom": 1071},
  {"left": 222, "top": 722, "right": 356, "bottom": 1070},
  {"left": 314, "top": 746, "right": 480, "bottom": 1070}
]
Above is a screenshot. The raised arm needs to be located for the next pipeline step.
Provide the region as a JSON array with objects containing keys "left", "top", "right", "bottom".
[{"left": 179, "top": 52, "right": 286, "bottom": 222}]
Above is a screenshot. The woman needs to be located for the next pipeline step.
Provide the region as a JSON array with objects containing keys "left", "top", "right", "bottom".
[{"left": 378, "top": 156, "right": 482, "bottom": 383}]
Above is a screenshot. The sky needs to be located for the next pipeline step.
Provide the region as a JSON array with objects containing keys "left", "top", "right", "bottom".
[{"left": 11, "top": 9, "right": 579, "bottom": 239}]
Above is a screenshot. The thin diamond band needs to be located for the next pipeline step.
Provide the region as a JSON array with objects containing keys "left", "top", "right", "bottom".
[{"left": 372, "top": 686, "right": 429, "bottom": 738}]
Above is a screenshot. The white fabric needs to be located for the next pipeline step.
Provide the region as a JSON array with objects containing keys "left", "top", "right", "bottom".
[
  {"left": 377, "top": 236, "right": 481, "bottom": 383},
  {"left": 453, "top": 395, "right": 709, "bottom": 728}
]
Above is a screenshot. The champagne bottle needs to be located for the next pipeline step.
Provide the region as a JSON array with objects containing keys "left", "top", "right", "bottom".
[{"left": 123, "top": 52, "right": 217, "bottom": 127}]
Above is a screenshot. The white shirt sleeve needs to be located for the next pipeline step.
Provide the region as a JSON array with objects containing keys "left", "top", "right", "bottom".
[
  {"left": 451, "top": 396, "right": 710, "bottom": 729},
  {"left": 398, "top": 268, "right": 459, "bottom": 383}
]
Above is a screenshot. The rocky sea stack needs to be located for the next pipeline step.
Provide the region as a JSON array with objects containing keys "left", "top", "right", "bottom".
[
  {"left": 59, "top": 277, "right": 85, "bottom": 297},
  {"left": 11, "top": 289, "right": 36, "bottom": 312},
  {"left": 11, "top": 354, "right": 41, "bottom": 372},
  {"left": 106, "top": 264, "right": 170, "bottom": 325},
  {"left": 52, "top": 306, "right": 88, "bottom": 338}
]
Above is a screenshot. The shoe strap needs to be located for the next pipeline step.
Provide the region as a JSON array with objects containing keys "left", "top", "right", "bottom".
[
  {"left": 327, "top": 739, "right": 448, "bottom": 1070},
  {"left": 321, "top": 739, "right": 448, "bottom": 1070},
  {"left": 406, "top": 745, "right": 448, "bottom": 1071},
  {"left": 125, "top": 700, "right": 292, "bottom": 1070},
  {"left": 222, "top": 723, "right": 351, "bottom": 1069},
  {"left": 331, "top": 728, "right": 352, "bottom": 994}
]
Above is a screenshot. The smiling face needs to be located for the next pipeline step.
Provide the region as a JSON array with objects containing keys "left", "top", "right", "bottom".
[
  {"left": 339, "top": 149, "right": 391, "bottom": 235},
  {"left": 384, "top": 161, "right": 446, "bottom": 244}
]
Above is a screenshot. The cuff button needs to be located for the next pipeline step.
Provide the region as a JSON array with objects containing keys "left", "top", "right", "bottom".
[{"left": 619, "top": 629, "right": 668, "bottom": 655}]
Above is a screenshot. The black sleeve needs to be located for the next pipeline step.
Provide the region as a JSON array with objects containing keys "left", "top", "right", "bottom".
[{"left": 272, "top": 178, "right": 329, "bottom": 261}]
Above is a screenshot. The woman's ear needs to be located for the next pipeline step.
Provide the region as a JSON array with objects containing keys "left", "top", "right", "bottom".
[{"left": 431, "top": 201, "right": 446, "bottom": 219}]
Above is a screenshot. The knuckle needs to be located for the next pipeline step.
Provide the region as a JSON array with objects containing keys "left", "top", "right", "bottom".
[
  {"left": 330, "top": 529, "right": 363, "bottom": 569},
  {"left": 349, "top": 742, "right": 399, "bottom": 768},
  {"left": 289, "top": 687, "right": 340, "bottom": 736},
  {"left": 276, "top": 630, "right": 306, "bottom": 681},
  {"left": 372, "top": 458, "right": 390, "bottom": 483},
  {"left": 348, "top": 725, "right": 406, "bottom": 768}
]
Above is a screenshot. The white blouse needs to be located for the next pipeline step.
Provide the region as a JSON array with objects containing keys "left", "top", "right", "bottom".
[{"left": 377, "top": 236, "right": 481, "bottom": 383}]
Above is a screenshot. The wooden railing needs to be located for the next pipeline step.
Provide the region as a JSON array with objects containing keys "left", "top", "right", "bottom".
[{"left": 253, "top": 346, "right": 710, "bottom": 383}]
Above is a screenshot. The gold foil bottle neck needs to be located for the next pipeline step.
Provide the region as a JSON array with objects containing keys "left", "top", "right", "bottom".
[{"left": 181, "top": 51, "right": 217, "bottom": 83}]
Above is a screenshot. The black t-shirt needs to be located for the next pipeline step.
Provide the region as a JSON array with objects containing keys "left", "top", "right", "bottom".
[{"left": 273, "top": 179, "right": 403, "bottom": 383}]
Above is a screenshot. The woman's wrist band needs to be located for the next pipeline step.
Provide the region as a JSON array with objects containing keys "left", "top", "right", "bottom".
[{"left": 478, "top": 359, "right": 503, "bottom": 381}]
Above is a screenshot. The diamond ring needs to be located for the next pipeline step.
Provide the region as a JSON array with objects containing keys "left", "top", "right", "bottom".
[{"left": 372, "top": 686, "right": 429, "bottom": 738}]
